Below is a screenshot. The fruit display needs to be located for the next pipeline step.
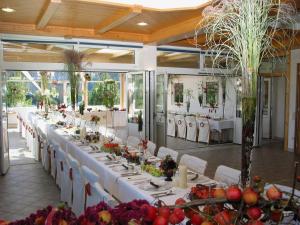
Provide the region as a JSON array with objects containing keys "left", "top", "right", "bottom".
[
  {"left": 141, "top": 164, "right": 164, "bottom": 177},
  {"left": 101, "top": 142, "right": 121, "bottom": 156}
]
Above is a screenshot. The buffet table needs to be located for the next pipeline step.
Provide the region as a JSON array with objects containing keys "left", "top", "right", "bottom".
[{"left": 28, "top": 112, "right": 218, "bottom": 205}]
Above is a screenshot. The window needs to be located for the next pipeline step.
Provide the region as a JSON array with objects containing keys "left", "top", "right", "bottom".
[
  {"left": 157, "top": 51, "right": 200, "bottom": 68},
  {"left": 87, "top": 73, "right": 120, "bottom": 107}
]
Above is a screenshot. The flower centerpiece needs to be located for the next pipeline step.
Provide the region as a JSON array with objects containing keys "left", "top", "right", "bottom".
[
  {"left": 160, "top": 155, "right": 177, "bottom": 181},
  {"left": 64, "top": 49, "right": 85, "bottom": 111},
  {"left": 101, "top": 142, "right": 121, "bottom": 156},
  {"left": 90, "top": 115, "right": 100, "bottom": 124},
  {"left": 198, "top": 0, "right": 295, "bottom": 186},
  {"left": 78, "top": 202, "right": 112, "bottom": 225}
]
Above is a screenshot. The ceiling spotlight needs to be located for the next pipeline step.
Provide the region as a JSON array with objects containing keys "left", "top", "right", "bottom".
[
  {"left": 1, "top": 7, "right": 16, "bottom": 13},
  {"left": 137, "top": 22, "right": 148, "bottom": 26}
]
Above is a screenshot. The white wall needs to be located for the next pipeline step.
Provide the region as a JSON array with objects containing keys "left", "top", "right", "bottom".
[
  {"left": 167, "top": 75, "right": 237, "bottom": 120},
  {"left": 288, "top": 49, "right": 300, "bottom": 150},
  {"left": 272, "top": 77, "right": 285, "bottom": 139}
]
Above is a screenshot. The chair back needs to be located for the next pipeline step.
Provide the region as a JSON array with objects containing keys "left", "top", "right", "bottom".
[
  {"left": 179, "top": 154, "right": 207, "bottom": 175},
  {"left": 197, "top": 118, "right": 210, "bottom": 143},
  {"left": 157, "top": 147, "right": 178, "bottom": 162},
  {"left": 185, "top": 116, "right": 197, "bottom": 141},
  {"left": 214, "top": 165, "right": 241, "bottom": 186},
  {"left": 167, "top": 114, "right": 176, "bottom": 137},
  {"left": 174, "top": 114, "right": 186, "bottom": 138},
  {"left": 147, "top": 141, "right": 156, "bottom": 156},
  {"left": 127, "top": 136, "right": 140, "bottom": 148}
]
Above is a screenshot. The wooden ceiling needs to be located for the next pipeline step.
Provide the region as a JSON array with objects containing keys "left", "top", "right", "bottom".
[{"left": 0, "top": 0, "right": 207, "bottom": 45}]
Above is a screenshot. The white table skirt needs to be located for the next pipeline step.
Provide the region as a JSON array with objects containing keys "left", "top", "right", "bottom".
[{"left": 197, "top": 119, "right": 234, "bottom": 132}]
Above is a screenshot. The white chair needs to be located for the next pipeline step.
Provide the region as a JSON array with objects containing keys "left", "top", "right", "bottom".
[
  {"left": 61, "top": 153, "right": 72, "bottom": 205},
  {"left": 214, "top": 165, "right": 241, "bottom": 186},
  {"left": 179, "top": 154, "right": 207, "bottom": 175},
  {"left": 127, "top": 136, "right": 140, "bottom": 148},
  {"left": 197, "top": 118, "right": 210, "bottom": 144},
  {"left": 67, "top": 154, "right": 85, "bottom": 216},
  {"left": 185, "top": 116, "right": 197, "bottom": 142},
  {"left": 81, "top": 165, "right": 118, "bottom": 209},
  {"left": 157, "top": 147, "right": 178, "bottom": 162},
  {"left": 146, "top": 141, "right": 156, "bottom": 156},
  {"left": 175, "top": 115, "right": 186, "bottom": 139},
  {"left": 49, "top": 141, "right": 58, "bottom": 180},
  {"left": 55, "top": 146, "right": 66, "bottom": 188},
  {"left": 167, "top": 114, "right": 176, "bottom": 137}
]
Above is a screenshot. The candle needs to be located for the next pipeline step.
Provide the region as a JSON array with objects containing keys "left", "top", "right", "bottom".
[
  {"left": 80, "top": 127, "right": 86, "bottom": 140},
  {"left": 178, "top": 165, "right": 187, "bottom": 189}
]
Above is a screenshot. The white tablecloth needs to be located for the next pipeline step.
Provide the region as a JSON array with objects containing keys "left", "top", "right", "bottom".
[{"left": 208, "top": 119, "right": 234, "bottom": 132}]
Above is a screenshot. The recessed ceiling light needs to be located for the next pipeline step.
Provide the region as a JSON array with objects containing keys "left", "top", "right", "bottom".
[
  {"left": 137, "top": 22, "right": 148, "bottom": 26},
  {"left": 1, "top": 7, "right": 16, "bottom": 13}
]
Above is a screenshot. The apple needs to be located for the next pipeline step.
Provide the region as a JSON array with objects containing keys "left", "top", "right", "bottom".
[
  {"left": 98, "top": 210, "right": 112, "bottom": 224},
  {"left": 253, "top": 176, "right": 261, "bottom": 183},
  {"left": 153, "top": 216, "right": 168, "bottom": 225},
  {"left": 247, "top": 220, "right": 264, "bottom": 225},
  {"left": 247, "top": 207, "right": 262, "bottom": 220},
  {"left": 243, "top": 188, "right": 258, "bottom": 205},
  {"left": 191, "top": 214, "right": 204, "bottom": 225},
  {"left": 128, "top": 219, "right": 141, "bottom": 225},
  {"left": 201, "top": 221, "right": 214, "bottom": 225},
  {"left": 175, "top": 198, "right": 186, "bottom": 205},
  {"left": 226, "top": 186, "right": 242, "bottom": 202},
  {"left": 266, "top": 186, "right": 282, "bottom": 201},
  {"left": 169, "top": 213, "right": 180, "bottom": 225},
  {"left": 173, "top": 208, "right": 185, "bottom": 222},
  {"left": 141, "top": 204, "right": 157, "bottom": 222},
  {"left": 213, "top": 188, "right": 226, "bottom": 199},
  {"left": 158, "top": 207, "right": 171, "bottom": 219},
  {"left": 213, "top": 211, "right": 231, "bottom": 225},
  {"left": 59, "top": 220, "right": 68, "bottom": 225},
  {"left": 35, "top": 217, "right": 46, "bottom": 225}
]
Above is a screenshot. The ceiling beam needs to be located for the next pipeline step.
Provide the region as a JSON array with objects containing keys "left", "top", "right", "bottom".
[
  {"left": 0, "top": 21, "right": 148, "bottom": 43},
  {"left": 95, "top": 6, "right": 142, "bottom": 34},
  {"left": 147, "top": 15, "right": 203, "bottom": 45},
  {"left": 37, "top": 0, "right": 61, "bottom": 29}
]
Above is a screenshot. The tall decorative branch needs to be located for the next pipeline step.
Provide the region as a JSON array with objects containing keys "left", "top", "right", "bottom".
[
  {"left": 64, "top": 49, "right": 85, "bottom": 110},
  {"left": 197, "top": 0, "right": 295, "bottom": 187}
]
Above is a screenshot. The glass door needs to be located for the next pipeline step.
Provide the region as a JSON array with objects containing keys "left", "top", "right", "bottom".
[
  {"left": 126, "top": 72, "right": 146, "bottom": 138},
  {"left": 0, "top": 71, "right": 10, "bottom": 175},
  {"left": 153, "top": 73, "right": 168, "bottom": 148}
]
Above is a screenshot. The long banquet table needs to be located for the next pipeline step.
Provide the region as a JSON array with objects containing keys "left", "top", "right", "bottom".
[{"left": 27, "top": 112, "right": 217, "bottom": 205}]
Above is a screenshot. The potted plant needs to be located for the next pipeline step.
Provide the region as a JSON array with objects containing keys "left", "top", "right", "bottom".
[{"left": 184, "top": 88, "right": 193, "bottom": 113}]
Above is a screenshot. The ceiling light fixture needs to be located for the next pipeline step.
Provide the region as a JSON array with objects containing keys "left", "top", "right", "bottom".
[
  {"left": 137, "top": 22, "right": 148, "bottom": 26},
  {"left": 1, "top": 7, "right": 15, "bottom": 13}
]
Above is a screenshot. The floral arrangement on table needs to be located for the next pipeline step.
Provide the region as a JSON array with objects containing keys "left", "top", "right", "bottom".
[
  {"left": 85, "top": 132, "right": 100, "bottom": 143},
  {"left": 101, "top": 142, "right": 121, "bottom": 156},
  {"left": 90, "top": 115, "right": 100, "bottom": 124},
  {"left": 138, "top": 139, "right": 148, "bottom": 151},
  {"left": 123, "top": 149, "right": 140, "bottom": 164},
  {"left": 159, "top": 155, "right": 177, "bottom": 181}
]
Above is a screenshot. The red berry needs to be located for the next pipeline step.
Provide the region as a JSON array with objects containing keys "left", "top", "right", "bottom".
[
  {"left": 173, "top": 208, "right": 185, "bottom": 222},
  {"left": 191, "top": 214, "right": 203, "bottom": 225},
  {"left": 153, "top": 216, "right": 168, "bottom": 225},
  {"left": 169, "top": 213, "right": 180, "bottom": 225},
  {"left": 175, "top": 198, "right": 186, "bottom": 205},
  {"left": 158, "top": 207, "right": 171, "bottom": 219}
]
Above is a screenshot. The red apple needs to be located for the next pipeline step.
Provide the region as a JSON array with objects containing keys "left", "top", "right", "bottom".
[
  {"left": 153, "top": 216, "right": 168, "bottom": 225},
  {"left": 98, "top": 210, "right": 112, "bottom": 224},
  {"left": 169, "top": 213, "right": 180, "bottom": 225},
  {"left": 213, "top": 210, "right": 231, "bottom": 225},
  {"left": 173, "top": 208, "right": 185, "bottom": 222},
  {"left": 266, "top": 186, "right": 282, "bottom": 201},
  {"left": 201, "top": 222, "right": 214, "bottom": 225},
  {"left": 226, "top": 186, "right": 242, "bottom": 202},
  {"left": 175, "top": 198, "right": 186, "bottom": 205},
  {"left": 191, "top": 214, "right": 204, "bottom": 225},
  {"left": 213, "top": 188, "right": 226, "bottom": 199},
  {"left": 243, "top": 188, "right": 258, "bottom": 205},
  {"left": 158, "top": 207, "right": 171, "bottom": 219},
  {"left": 142, "top": 205, "right": 157, "bottom": 222},
  {"left": 247, "top": 207, "right": 262, "bottom": 220}
]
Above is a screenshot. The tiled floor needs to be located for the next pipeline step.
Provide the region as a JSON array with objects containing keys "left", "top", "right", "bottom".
[{"left": 0, "top": 131, "right": 60, "bottom": 221}]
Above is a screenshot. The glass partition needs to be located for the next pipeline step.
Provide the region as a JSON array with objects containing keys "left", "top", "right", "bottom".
[{"left": 157, "top": 51, "right": 200, "bottom": 68}]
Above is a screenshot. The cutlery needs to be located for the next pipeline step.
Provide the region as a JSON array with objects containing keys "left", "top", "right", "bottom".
[
  {"left": 133, "top": 179, "right": 150, "bottom": 185},
  {"left": 151, "top": 190, "right": 174, "bottom": 198},
  {"left": 121, "top": 172, "right": 140, "bottom": 177},
  {"left": 150, "top": 181, "right": 160, "bottom": 188},
  {"left": 122, "top": 164, "right": 129, "bottom": 170},
  {"left": 191, "top": 174, "right": 199, "bottom": 181}
]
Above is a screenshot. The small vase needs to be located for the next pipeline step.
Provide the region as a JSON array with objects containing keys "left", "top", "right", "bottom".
[{"left": 165, "top": 169, "right": 174, "bottom": 181}]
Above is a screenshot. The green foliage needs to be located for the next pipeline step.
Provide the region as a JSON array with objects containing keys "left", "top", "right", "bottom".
[
  {"left": 88, "top": 73, "right": 119, "bottom": 107},
  {"left": 6, "top": 82, "right": 32, "bottom": 107}
]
